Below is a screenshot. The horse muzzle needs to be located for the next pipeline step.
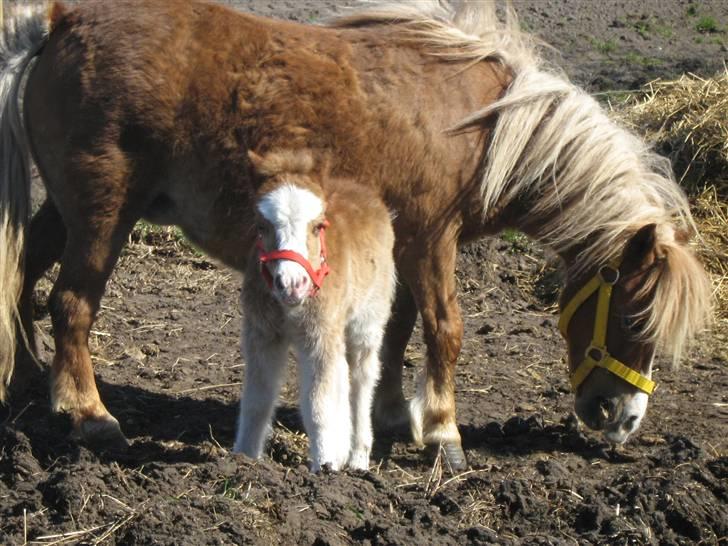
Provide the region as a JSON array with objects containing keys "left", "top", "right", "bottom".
[{"left": 575, "top": 386, "right": 648, "bottom": 444}]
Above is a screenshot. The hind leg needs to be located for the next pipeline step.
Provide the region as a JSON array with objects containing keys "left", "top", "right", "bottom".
[
  {"left": 402, "top": 233, "right": 466, "bottom": 470},
  {"left": 49, "top": 209, "right": 135, "bottom": 448},
  {"left": 373, "top": 283, "right": 417, "bottom": 433},
  {"left": 12, "top": 199, "right": 66, "bottom": 393},
  {"left": 42, "top": 141, "right": 141, "bottom": 448}
]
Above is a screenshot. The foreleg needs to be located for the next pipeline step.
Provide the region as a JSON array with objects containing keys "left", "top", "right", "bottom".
[
  {"left": 233, "top": 325, "right": 288, "bottom": 458},
  {"left": 297, "top": 335, "right": 350, "bottom": 472}
]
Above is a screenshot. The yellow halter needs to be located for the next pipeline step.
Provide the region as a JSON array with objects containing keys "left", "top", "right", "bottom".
[{"left": 558, "top": 261, "right": 656, "bottom": 395}]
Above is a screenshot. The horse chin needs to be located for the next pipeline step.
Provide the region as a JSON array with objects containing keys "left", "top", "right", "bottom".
[{"left": 276, "top": 291, "right": 308, "bottom": 307}]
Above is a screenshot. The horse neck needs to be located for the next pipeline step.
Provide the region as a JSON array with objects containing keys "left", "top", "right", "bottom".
[{"left": 470, "top": 67, "right": 692, "bottom": 278}]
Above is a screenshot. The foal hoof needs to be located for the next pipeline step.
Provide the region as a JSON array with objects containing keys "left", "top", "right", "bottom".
[
  {"left": 425, "top": 442, "right": 468, "bottom": 472},
  {"left": 75, "top": 416, "right": 130, "bottom": 453}
]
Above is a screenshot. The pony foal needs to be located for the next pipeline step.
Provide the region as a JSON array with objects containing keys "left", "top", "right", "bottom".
[{"left": 233, "top": 150, "right": 395, "bottom": 471}]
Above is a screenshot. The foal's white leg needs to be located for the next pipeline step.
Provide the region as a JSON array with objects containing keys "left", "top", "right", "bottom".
[
  {"left": 296, "top": 339, "right": 351, "bottom": 472},
  {"left": 347, "top": 343, "right": 381, "bottom": 471},
  {"left": 233, "top": 327, "right": 288, "bottom": 458}
]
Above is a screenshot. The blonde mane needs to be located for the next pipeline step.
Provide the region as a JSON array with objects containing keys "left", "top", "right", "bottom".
[{"left": 331, "top": 1, "right": 712, "bottom": 363}]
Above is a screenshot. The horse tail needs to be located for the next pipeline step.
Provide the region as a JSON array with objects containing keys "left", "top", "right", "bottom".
[{"left": 0, "top": 4, "right": 51, "bottom": 401}]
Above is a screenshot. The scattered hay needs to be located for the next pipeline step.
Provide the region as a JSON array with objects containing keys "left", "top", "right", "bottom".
[
  {"left": 615, "top": 71, "right": 728, "bottom": 323},
  {"left": 692, "top": 187, "right": 728, "bottom": 322},
  {"left": 615, "top": 69, "right": 728, "bottom": 194}
]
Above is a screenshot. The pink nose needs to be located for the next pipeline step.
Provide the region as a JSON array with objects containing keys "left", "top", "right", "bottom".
[{"left": 274, "top": 273, "right": 311, "bottom": 303}]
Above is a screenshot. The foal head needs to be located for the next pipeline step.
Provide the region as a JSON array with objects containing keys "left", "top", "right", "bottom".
[
  {"left": 249, "top": 150, "right": 329, "bottom": 307},
  {"left": 560, "top": 223, "right": 711, "bottom": 444}
]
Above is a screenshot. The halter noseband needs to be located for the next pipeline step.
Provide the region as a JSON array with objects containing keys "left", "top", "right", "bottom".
[
  {"left": 257, "top": 219, "right": 331, "bottom": 295},
  {"left": 558, "top": 260, "right": 656, "bottom": 395}
]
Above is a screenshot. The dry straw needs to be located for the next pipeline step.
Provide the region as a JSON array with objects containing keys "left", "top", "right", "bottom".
[
  {"left": 615, "top": 69, "right": 728, "bottom": 195},
  {"left": 616, "top": 70, "right": 728, "bottom": 320}
]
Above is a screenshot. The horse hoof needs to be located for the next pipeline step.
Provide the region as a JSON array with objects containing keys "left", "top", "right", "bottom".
[
  {"left": 76, "top": 415, "right": 130, "bottom": 452},
  {"left": 425, "top": 442, "right": 468, "bottom": 472}
]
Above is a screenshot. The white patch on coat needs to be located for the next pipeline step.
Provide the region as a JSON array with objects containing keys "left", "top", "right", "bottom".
[{"left": 604, "top": 359, "right": 653, "bottom": 444}]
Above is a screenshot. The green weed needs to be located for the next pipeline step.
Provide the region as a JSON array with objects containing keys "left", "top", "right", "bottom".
[
  {"left": 654, "top": 24, "right": 674, "bottom": 39},
  {"left": 633, "top": 20, "right": 651, "bottom": 39},
  {"left": 696, "top": 16, "right": 720, "bottom": 33},
  {"left": 501, "top": 228, "right": 529, "bottom": 253},
  {"left": 590, "top": 38, "right": 617, "bottom": 54},
  {"left": 624, "top": 52, "right": 663, "bottom": 67}
]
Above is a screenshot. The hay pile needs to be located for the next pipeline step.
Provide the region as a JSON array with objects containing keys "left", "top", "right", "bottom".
[
  {"left": 616, "top": 70, "right": 728, "bottom": 194},
  {"left": 616, "top": 71, "right": 728, "bottom": 322}
]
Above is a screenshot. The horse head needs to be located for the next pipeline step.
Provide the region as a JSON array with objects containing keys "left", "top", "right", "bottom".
[
  {"left": 560, "top": 223, "right": 711, "bottom": 444},
  {"left": 249, "top": 149, "right": 329, "bottom": 307}
]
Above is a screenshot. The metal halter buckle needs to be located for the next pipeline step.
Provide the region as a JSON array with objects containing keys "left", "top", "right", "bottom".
[
  {"left": 585, "top": 345, "right": 605, "bottom": 363},
  {"left": 597, "top": 265, "right": 620, "bottom": 285}
]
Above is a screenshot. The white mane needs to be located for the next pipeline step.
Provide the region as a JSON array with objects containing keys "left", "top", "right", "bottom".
[{"left": 331, "top": 1, "right": 712, "bottom": 363}]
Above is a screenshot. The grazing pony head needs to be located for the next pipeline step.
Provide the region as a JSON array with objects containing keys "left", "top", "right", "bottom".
[
  {"left": 249, "top": 149, "right": 329, "bottom": 307},
  {"left": 560, "top": 223, "right": 711, "bottom": 444}
]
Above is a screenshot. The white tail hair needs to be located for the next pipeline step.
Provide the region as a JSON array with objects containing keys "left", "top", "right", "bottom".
[{"left": 0, "top": 4, "right": 50, "bottom": 400}]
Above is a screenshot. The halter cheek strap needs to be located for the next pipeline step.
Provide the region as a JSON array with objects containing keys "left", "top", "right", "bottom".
[
  {"left": 257, "top": 220, "right": 331, "bottom": 294},
  {"left": 558, "top": 261, "right": 656, "bottom": 395}
]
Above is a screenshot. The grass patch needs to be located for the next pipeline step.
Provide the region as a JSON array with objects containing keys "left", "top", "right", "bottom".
[
  {"left": 129, "top": 221, "right": 202, "bottom": 256},
  {"left": 696, "top": 16, "right": 720, "bottom": 33},
  {"left": 654, "top": 24, "right": 674, "bottom": 39},
  {"left": 500, "top": 228, "right": 530, "bottom": 253},
  {"left": 590, "top": 38, "right": 617, "bottom": 54},
  {"left": 686, "top": 5, "right": 698, "bottom": 17},
  {"left": 624, "top": 52, "right": 662, "bottom": 67},
  {"left": 633, "top": 20, "right": 651, "bottom": 39}
]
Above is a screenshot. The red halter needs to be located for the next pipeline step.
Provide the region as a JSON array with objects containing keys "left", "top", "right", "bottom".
[{"left": 256, "top": 219, "right": 331, "bottom": 295}]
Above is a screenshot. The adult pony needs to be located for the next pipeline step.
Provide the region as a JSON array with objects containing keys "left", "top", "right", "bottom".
[{"left": 0, "top": 1, "right": 711, "bottom": 468}]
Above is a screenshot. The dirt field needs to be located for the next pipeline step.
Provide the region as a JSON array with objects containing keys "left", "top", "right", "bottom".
[{"left": 2, "top": 1, "right": 727, "bottom": 544}]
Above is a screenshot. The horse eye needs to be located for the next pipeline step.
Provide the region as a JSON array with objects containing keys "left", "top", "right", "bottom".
[{"left": 621, "top": 315, "right": 641, "bottom": 333}]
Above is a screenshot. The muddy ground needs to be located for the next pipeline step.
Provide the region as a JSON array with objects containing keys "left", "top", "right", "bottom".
[{"left": 2, "top": 1, "right": 727, "bottom": 544}]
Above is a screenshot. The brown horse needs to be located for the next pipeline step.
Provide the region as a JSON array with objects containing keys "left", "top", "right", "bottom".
[{"left": 0, "top": 1, "right": 711, "bottom": 468}]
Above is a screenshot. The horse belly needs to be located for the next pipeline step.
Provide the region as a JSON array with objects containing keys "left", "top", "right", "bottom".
[{"left": 143, "top": 171, "right": 255, "bottom": 272}]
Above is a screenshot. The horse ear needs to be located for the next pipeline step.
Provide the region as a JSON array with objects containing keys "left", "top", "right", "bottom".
[
  {"left": 248, "top": 149, "right": 314, "bottom": 176},
  {"left": 622, "top": 223, "right": 658, "bottom": 270},
  {"left": 248, "top": 150, "right": 271, "bottom": 176},
  {"left": 50, "top": 2, "right": 69, "bottom": 31},
  {"left": 674, "top": 227, "right": 690, "bottom": 244}
]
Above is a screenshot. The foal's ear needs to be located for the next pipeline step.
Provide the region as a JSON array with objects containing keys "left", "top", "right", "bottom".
[
  {"left": 247, "top": 149, "right": 314, "bottom": 177},
  {"left": 248, "top": 150, "right": 272, "bottom": 176},
  {"left": 622, "top": 223, "right": 659, "bottom": 270}
]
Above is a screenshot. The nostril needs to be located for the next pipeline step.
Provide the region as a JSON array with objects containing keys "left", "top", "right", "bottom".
[
  {"left": 597, "top": 397, "right": 610, "bottom": 422},
  {"left": 623, "top": 415, "right": 638, "bottom": 431},
  {"left": 274, "top": 275, "right": 285, "bottom": 291}
]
